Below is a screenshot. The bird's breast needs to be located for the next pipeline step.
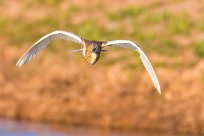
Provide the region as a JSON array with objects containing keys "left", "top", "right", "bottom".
[
  {"left": 84, "top": 52, "right": 99, "bottom": 64},
  {"left": 83, "top": 47, "right": 100, "bottom": 64}
]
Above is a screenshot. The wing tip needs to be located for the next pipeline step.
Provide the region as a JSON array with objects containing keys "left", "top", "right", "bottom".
[
  {"left": 16, "top": 61, "right": 22, "bottom": 67},
  {"left": 156, "top": 86, "right": 161, "bottom": 95},
  {"left": 16, "top": 58, "right": 25, "bottom": 67}
]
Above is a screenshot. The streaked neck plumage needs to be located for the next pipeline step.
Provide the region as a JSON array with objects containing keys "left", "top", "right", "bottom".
[{"left": 82, "top": 39, "right": 106, "bottom": 65}]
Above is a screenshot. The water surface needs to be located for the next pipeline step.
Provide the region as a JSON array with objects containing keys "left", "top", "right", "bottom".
[{"left": 0, "top": 119, "right": 170, "bottom": 136}]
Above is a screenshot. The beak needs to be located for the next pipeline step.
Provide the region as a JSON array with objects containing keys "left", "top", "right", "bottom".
[{"left": 102, "top": 50, "right": 108, "bottom": 52}]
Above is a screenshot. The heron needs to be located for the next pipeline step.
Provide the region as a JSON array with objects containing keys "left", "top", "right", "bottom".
[{"left": 16, "top": 31, "right": 161, "bottom": 94}]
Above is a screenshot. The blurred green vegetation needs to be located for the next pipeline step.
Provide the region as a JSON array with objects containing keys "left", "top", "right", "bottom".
[
  {"left": 168, "top": 15, "right": 193, "bottom": 34},
  {"left": 77, "top": 21, "right": 103, "bottom": 40},
  {"left": 194, "top": 40, "right": 204, "bottom": 58},
  {"left": 108, "top": 6, "right": 145, "bottom": 20},
  {"left": 144, "top": 12, "right": 173, "bottom": 24},
  {"left": 1, "top": 1, "right": 203, "bottom": 69},
  {"left": 25, "top": 0, "right": 63, "bottom": 7},
  {"left": 154, "top": 39, "right": 179, "bottom": 56}
]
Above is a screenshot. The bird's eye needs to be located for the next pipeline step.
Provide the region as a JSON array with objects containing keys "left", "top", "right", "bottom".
[{"left": 92, "top": 47, "right": 97, "bottom": 52}]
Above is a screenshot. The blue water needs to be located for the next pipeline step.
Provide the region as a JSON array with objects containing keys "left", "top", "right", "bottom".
[
  {"left": 0, "top": 119, "right": 169, "bottom": 136},
  {"left": 0, "top": 119, "right": 65, "bottom": 136},
  {"left": 0, "top": 119, "right": 136, "bottom": 136}
]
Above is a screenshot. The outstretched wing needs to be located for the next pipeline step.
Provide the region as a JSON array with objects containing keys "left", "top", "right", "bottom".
[
  {"left": 105, "top": 40, "right": 161, "bottom": 94},
  {"left": 16, "top": 31, "right": 83, "bottom": 67}
]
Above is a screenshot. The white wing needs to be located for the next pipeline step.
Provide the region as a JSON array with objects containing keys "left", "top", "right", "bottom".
[
  {"left": 16, "top": 31, "right": 83, "bottom": 67},
  {"left": 105, "top": 40, "right": 161, "bottom": 94}
]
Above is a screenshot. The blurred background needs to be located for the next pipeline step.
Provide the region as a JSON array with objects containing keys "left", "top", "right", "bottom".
[{"left": 0, "top": 0, "right": 204, "bottom": 135}]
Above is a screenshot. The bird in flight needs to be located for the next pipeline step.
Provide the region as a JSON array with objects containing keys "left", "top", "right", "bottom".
[{"left": 16, "top": 31, "right": 161, "bottom": 94}]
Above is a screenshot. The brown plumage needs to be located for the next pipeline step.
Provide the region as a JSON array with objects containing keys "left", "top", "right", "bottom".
[{"left": 82, "top": 39, "right": 106, "bottom": 64}]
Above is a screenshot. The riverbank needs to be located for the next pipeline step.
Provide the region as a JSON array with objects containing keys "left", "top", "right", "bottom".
[
  {"left": 1, "top": 118, "right": 174, "bottom": 136},
  {"left": 1, "top": 45, "right": 204, "bottom": 134}
]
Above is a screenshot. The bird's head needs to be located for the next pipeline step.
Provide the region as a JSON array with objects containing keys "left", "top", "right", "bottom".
[{"left": 83, "top": 42, "right": 102, "bottom": 65}]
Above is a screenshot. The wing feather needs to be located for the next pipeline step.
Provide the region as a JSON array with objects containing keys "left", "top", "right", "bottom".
[
  {"left": 16, "top": 31, "right": 83, "bottom": 67},
  {"left": 105, "top": 40, "right": 161, "bottom": 94}
]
